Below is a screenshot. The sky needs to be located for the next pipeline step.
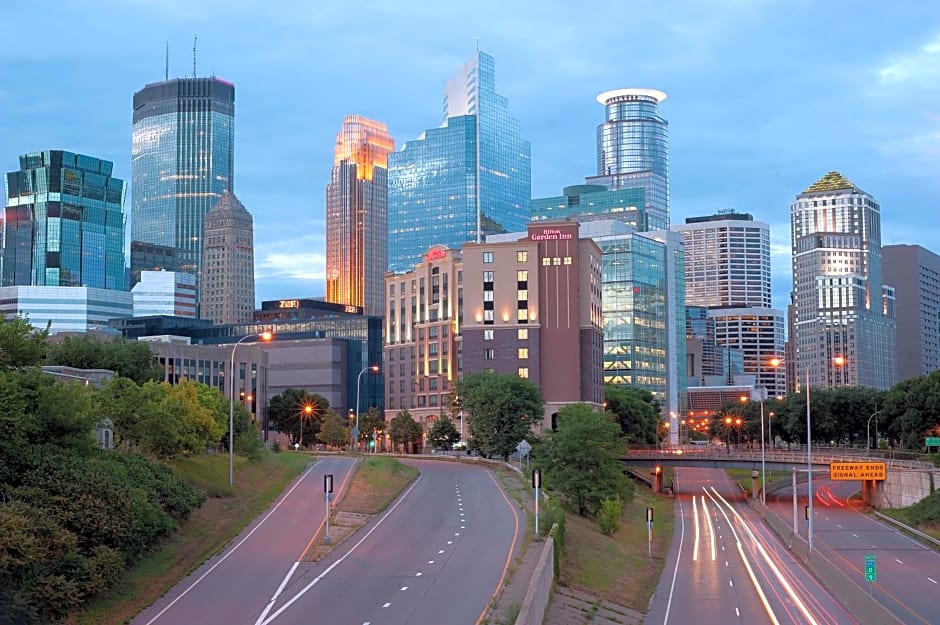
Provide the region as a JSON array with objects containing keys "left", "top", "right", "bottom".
[{"left": 2, "top": 0, "right": 939, "bottom": 311}]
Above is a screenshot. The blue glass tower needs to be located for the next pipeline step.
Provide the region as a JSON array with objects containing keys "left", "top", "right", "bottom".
[
  {"left": 131, "top": 77, "right": 235, "bottom": 287},
  {"left": 587, "top": 89, "right": 669, "bottom": 230},
  {"left": 387, "top": 50, "right": 530, "bottom": 273},
  {"left": 3, "top": 150, "right": 126, "bottom": 289}
]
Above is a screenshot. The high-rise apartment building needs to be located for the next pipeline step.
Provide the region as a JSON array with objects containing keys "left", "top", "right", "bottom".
[
  {"left": 586, "top": 89, "right": 669, "bottom": 230},
  {"left": 672, "top": 211, "right": 785, "bottom": 397},
  {"left": 882, "top": 244, "right": 940, "bottom": 381},
  {"left": 325, "top": 116, "right": 394, "bottom": 316},
  {"left": 387, "top": 50, "right": 531, "bottom": 273},
  {"left": 3, "top": 150, "right": 126, "bottom": 289},
  {"left": 131, "top": 77, "right": 235, "bottom": 291},
  {"left": 791, "top": 172, "right": 896, "bottom": 390},
  {"left": 199, "top": 191, "right": 254, "bottom": 324}
]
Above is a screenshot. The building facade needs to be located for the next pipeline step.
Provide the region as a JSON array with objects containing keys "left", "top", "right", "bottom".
[
  {"left": 672, "top": 211, "right": 785, "bottom": 397},
  {"left": 131, "top": 77, "right": 235, "bottom": 290},
  {"left": 791, "top": 172, "right": 896, "bottom": 390},
  {"left": 585, "top": 89, "right": 669, "bottom": 230},
  {"left": 325, "top": 116, "right": 394, "bottom": 316},
  {"left": 463, "top": 222, "right": 604, "bottom": 429},
  {"left": 199, "top": 191, "right": 255, "bottom": 324},
  {"left": 387, "top": 50, "right": 531, "bottom": 273},
  {"left": 129, "top": 241, "right": 177, "bottom": 288},
  {"left": 882, "top": 244, "right": 940, "bottom": 381},
  {"left": 3, "top": 150, "right": 126, "bottom": 289},
  {"left": 0, "top": 286, "right": 132, "bottom": 333},
  {"left": 531, "top": 184, "right": 647, "bottom": 231},
  {"left": 132, "top": 270, "right": 197, "bottom": 318}
]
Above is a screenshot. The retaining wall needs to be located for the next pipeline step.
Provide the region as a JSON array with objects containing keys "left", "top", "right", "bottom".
[{"left": 514, "top": 531, "right": 556, "bottom": 625}]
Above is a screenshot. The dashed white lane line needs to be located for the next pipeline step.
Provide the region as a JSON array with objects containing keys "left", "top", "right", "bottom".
[
  {"left": 896, "top": 558, "right": 904, "bottom": 564},
  {"left": 438, "top": 549, "right": 445, "bottom": 554},
  {"left": 400, "top": 586, "right": 408, "bottom": 591},
  {"left": 725, "top": 561, "right": 729, "bottom": 566},
  {"left": 853, "top": 533, "right": 859, "bottom": 538},
  {"left": 735, "top": 607, "right": 741, "bottom": 616},
  {"left": 447, "top": 541, "right": 453, "bottom": 545},
  {"left": 382, "top": 602, "right": 391, "bottom": 608},
  {"left": 416, "top": 572, "right": 423, "bottom": 577},
  {"left": 729, "top": 579, "right": 734, "bottom": 587},
  {"left": 428, "top": 560, "right": 435, "bottom": 564},
  {"left": 928, "top": 577, "right": 937, "bottom": 584}
]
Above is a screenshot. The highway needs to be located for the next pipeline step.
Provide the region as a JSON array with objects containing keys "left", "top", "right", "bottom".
[
  {"left": 768, "top": 478, "right": 940, "bottom": 625},
  {"left": 645, "top": 467, "right": 858, "bottom": 625},
  {"left": 133, "top": 457, "right": 520, "bottom": 625}
]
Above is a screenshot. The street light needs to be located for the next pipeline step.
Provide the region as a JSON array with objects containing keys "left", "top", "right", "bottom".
[
  {"left": 867, "top": 409, "right": 883, "bottom": 451},
  {"left": 354, "top": 365, "right": 379, "bottom": 451},
  {"left": 300, "top": 404, "right": 313, "bottom": 449},
  {"left": 229, "top": 331, "right": 272, "bottom": 487}
]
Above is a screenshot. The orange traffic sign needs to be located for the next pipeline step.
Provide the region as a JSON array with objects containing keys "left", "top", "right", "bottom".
[{"left": 829, "top": 462, "right": 887, "bottom": 481}]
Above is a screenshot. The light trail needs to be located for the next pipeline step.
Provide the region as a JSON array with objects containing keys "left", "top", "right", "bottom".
[
  {"left": 692, "top": 495, "right": 701, "bottom": 561},
  {"left": 703, "top": 494, "right": 717, "bottom": 560}
]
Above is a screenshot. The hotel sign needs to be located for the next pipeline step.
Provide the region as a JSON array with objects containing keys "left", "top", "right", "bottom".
[
  {"left": 829, "top": 462, "right": 887, "bottom": 481},
  {"left": 531, "top": 227, "right": 573, "bottom": 242},
  {"left": 423, "top": 247, "right": 448, "bottom": 262},
  {"left": 278, "top": 299, "right": 300, "bottom": 309}
]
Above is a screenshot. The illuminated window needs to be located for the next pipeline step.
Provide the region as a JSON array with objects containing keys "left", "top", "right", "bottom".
[
  {"left": 483, "top": 252, "right": 494, "bottom": 263},
  {"left": 542, "top": 257, "right": 551, "bottom": 266},
  {"left": 484, "top": 329, "right": 494, "bottom": 340},
  {"left": 517, "top": 309, "right": 528, "bottom": 322},
  {"left": 483, "top": 271, "right": 494, "bottom": 282},
  {"left": 518, "top": 367, "right": 529, "bottom": 379},
  {"left": 518, "top": 347, "right": 528, "bottom": 359},
  {"left": 517, "top": 270, "right": 528, "bottom": 281},
  {"left": 517, "top": 251, "right": 528, "bottom": 262},
  {"left": 517, "top": 290, "right": 528, "bottom": 301},
  {"left": 484, "top": 310, "right": 494, "bottom": 323},
  {"left": 483, "top": 290, "right": 494, "bottom": 302},
  {"left": 518, "top": 328, "right": 528, "bottom": 340},
  {"left": 553, "top": 257, "right": 561, "bottom": 266},
  {"left": 563, "top": 256, "right": 572, "bottom": 265}
]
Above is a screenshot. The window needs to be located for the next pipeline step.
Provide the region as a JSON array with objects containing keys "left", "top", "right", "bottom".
[
  {"left": 517, "top": 309, "right": 528, "bottom": 322},
  {"left": 518, "top": 348, "right": 529, "bottom": 359},
  {"left": 518, "top": 367, "right": 529, "bottom": 379},
  {"left": 484, "top": 329, "right": 494, "bottom": 340},
  {"left": 553, "top": 257, "right": 561, "bottom": 266},
  {"left": 484, "top": 348, "right": 495, "bottom": 360},
  {"left": 564, "top": 256, "right": 572, "bottom": 265},
  {"left": 517, "top": 270, "right": 528, "bottom": 282},
  {"left": 542, "top": 257, "right": 551, "bottom": 266},
  {"left": 484, "top": 290, "right": 494, "bottom": 302},
  {"left": 518, "top": 328, "right": 528, "bottom": 340},
  {"left": 484, "top": 310, "right": 494, "bottom": 323},
  {"left": 517, "top": 289, "right": 528, "bottom": 301},
  {"left": 483, "top": 252, "right": 494, "bottom": 263},
  {"left": 517, "top": 251, "right": 528, "bottom": 262},
  {"left": 483, "top": 270, "right": 494, "bottom": 282}
]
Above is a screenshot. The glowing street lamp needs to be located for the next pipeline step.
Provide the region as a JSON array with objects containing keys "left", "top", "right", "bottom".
[
  {"left": 354, "top": 365, "right": 380, "bottom": 450},
  {"left": 300, "top": 403, "right": 313, "bottom": 449},
  {"left": 229, "top": 331, "right": 272, "bottom": 487}
]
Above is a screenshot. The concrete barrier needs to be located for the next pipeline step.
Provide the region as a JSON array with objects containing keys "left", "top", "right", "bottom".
[{"left": 514, "top": 526, "right": 556, "bottom": 625}]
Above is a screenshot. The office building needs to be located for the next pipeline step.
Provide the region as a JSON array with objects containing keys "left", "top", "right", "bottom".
[
  {"left": 132, "top": 270, "right": 197, "bottom": 318},
  {"left": 791, "top": 171, "right": 896, "bottom": 389},
  {"left": 586, "top": 89, "right": 669, "bottom": 230},
  {"left": 672, "top": 211, "right": 785, "bottom": 397},
  {"left": 882, "top": 244, "right": 940, "bottom": 381},
  {"left": 129, "top": 241, "right": 178, "bottom": 288},
  {"left": 325, "top": 116, "right": 394, "bottom": 316},
  {"left": 531, "top": 184, "right": 647, "bottom": 231},
  {"left": 3, "top": 150, "right": 126, "bottom": 289},
  {"left": 131, "top": 77, "right": 235, "bottom": 290},
  {"left": 0, "top": 286, "right": 132, "bottom": 333},
  {"left": 686, "top": 305, "right": 745, "bottom": 386},
  {"left": 387, "top": 50, "right": 531, "bottom": 273},
  {"left": 199, "top": 191, "right": 255, "bottom": 324}
]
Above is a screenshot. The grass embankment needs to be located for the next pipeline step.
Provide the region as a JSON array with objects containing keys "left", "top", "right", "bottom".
[
  {"left": 560, "top": 487, "right": 674, "bottom": 610},
  {"left": 76, "top": 451, "right": 311, "bottom": 625},
  {"left": 880, "top": 490, "right": 940, "bottom": 542},
  {"left": 337, "top": 456, "right": 419, "bottom": 515}
]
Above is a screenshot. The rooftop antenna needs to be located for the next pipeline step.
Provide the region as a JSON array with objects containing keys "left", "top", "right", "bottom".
[
  {"left": 165, "top": 41, "right": 169, "bottom": 80},
  {"left": 475, "top": 37, "right": 479, "bottom": 52},
  {"left": 193, "top": 34, "right": 197, "bottom": 78}
]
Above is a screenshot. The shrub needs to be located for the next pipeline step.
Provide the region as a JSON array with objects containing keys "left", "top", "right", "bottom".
[
  {"left": 597, "top": 496, "right": 622, "bottom": 535},
  {"left": 235, "top": 431, "right": 264, "bottom": 461}
]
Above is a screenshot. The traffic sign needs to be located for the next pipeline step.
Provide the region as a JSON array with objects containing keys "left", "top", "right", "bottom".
[
  {"left": 926, "top": 437, "right": 940, "bottom": 447},
  {"left": 865, "top": 554, "right": 876, "bottom": 583},
  {"left": 516, "top": 440, "right": 532, "bottom": 456}
]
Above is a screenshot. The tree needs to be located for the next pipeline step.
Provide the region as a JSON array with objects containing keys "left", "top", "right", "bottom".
[
  {"left": 357, "top": 406, "right": 386, "bottom": 450},
  {"left": 46, "top": 334, "right": 162, "bottom": 384},
  {"left": 604, "top": 385, "right": 659, "bottom": 444},
  {"left": 535, "top": 403, "right": 632, "bottom": 516},
  {"left": 268, "top": 388, "right": 329, "bottom": 447},
  {"left": 317, "top": 409, "right": 349, "bottom": 448},
  {"left": 0, "top": 316, "right": 48, "bottom": 370},
  {"left": 428, "top": 417, "right": 461, "bottom": 450},
  {"left": 457, "top": 371, "right": 544, "bottom": 460},
  {"left": 389, "top": 409, "right": 423, "bottom": 453}
]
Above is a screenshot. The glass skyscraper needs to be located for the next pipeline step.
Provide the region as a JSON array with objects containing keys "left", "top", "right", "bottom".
[
  {"left": 586, "top": 89, "right": 669, "bottom": 230},
  {"left": 131, "top": 77, "right": 235, "bottom": 289},
  {"left": 326, "top": 116, "right": 394, "bottom": 316},
  {"left": 531, "top": 184, "right": 647, "bottom": 230},
  {"left": 387, "top": 50, "right": 530, "bottom": 273},
  {"left": 3, "top": 150, "right": 126, "bottom": 289}
]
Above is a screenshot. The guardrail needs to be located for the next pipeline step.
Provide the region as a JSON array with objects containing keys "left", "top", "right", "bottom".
[
  {"left": 625, "top": 448, "right": 934, "bottom": 471},
  {"left": 873, "top": 510, "right": 940, "bottom": 550}
]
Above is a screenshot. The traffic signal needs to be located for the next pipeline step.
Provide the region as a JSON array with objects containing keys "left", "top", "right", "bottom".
[{"left": 369, "top": 439, "right": 375, "bottom": 448}]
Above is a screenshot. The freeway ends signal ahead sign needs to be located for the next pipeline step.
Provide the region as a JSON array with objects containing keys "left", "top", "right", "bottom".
[{"left": 829, "top": 462, "right": 887, "bottom": 481}]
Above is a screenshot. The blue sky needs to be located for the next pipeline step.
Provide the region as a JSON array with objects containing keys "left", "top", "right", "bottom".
[{"left": 2, "top": 1, "right": 939, "bottom": 311}]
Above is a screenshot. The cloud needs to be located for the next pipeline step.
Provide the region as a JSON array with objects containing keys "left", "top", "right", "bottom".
[
  {"left": 256, "top": 251, "right": 325, "bottom": 282},
  {"left": 878, "top": 34, "right": 940, "bottom": 85}
]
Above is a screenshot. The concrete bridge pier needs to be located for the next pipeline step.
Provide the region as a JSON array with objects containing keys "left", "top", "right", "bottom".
[{"left": 752, "top": 470, "right": 760, "bottom": 501}]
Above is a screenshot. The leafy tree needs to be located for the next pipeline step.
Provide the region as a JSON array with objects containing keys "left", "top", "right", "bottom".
[
  {"left": 46, "top": 334, "right": 162, "bottom": 384},
  {"left": 357, "top": 407, "right": 386, "bottom": 450},
  {"left": 95, "top": 377, "right": 142, "bottom": 449},
  {"left": 604, "top": 385, "right": 659, "bottom": 444},
  {"left": 389, "top": 409, "right": 423, "bottom": 453},
  {"left": 317, "top": 409, "right": 349, "bottom": 448},
  {"left": 268, "top": 388, "right": 328, "bottom": 447},
  {"left": 882, "top": 371, "right": 940, "bottom": 449},
  {"left": 428, "top": 417, "right": 461, "bottom": 450},
  {"left": 535, "top": 403, "right": 632, "bottom": 516},
  {"left": 457, "top": 371, "right": 544, "bottom": 460},
  {"left": 0, "top": 316, "right": 48, "bottom": 370}
]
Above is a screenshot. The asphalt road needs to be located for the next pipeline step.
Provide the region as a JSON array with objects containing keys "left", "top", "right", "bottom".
[
  {"left": 645, "top": 467, "right": 857, "bottom": 625},
  {"left": 768, "top": 478, "right": 940, "bottom": 625},
  {"left": 132, "top": 456, "right": 358, "bottom": 625},
  {"left": 133, "top": 457, "right": 520, "bottom": 625}
]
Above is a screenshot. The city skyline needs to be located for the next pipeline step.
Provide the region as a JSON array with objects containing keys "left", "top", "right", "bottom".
[{"left": 2, "top": 1, "right": 939, "bottom": 310}]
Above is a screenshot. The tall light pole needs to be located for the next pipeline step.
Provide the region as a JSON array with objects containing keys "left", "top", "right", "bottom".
[
  {"left": 867, "top": 409, "right": 882, "bottom": 451},
  {"left": 805, "top": 364, "right": 813, "bottom": 552},
  {"left": 229, "top": 331, "right": 272, "bottom": 487},
  {"left": 354, "top": 365, "right": 379, "bottom": 451}
]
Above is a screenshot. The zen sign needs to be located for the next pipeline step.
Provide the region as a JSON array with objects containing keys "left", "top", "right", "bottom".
[{"left": 829, "top": 462, "right": 887, "bottom": 481}]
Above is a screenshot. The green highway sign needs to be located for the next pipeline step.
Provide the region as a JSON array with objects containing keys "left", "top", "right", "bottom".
[
  {"left": 865, "top": 554, "right": 876, "bottom": 583},
  {"left": 926, "top": 437, "right": 940, "bottom": 447}
]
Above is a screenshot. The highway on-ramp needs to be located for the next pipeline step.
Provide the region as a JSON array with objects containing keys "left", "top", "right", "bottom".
[{"left": 133, "top": 457, "right": 520, "bottom": 625}]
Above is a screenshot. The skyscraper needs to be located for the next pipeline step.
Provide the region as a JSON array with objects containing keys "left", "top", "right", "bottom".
[
  {"left": 791, "top": 172, "right": 896, "bottom": 390},
  {"left": 882, "top": 244, "right": 940, "bottom": 381},
  {"left": 672, "top": 211, "right": 785, "bottom": 397},
  {"left": 387, "top": 50, "right": 531, "bottom": 273},
  {"left": 131, "top": 76, "right": 235, "bottom": 289},
  {"left": 3, "top": 150, "right": 126, "bottom": 289},
  {"left": 586, "top": 89, "right": 669, "bottom": 230},
  {"left": 325, "top": 116, "right": 394, "bottom": 316},
  {"left": 199, "top": 191, "right": 255, "bottom": 324}
]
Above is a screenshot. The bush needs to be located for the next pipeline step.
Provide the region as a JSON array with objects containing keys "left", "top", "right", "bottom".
[
  {"left": 235, "top": 431, "right": 264, "bottom": 461},
  {"left": 597, "top": 496, "right": 622, "bottom": 535},
  {"left": 272, "top": 439, "right": 282, "bottom": 453}
]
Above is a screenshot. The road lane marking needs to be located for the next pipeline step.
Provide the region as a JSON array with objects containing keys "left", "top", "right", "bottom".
[
  {"left": 416, "top": 572, "right": 422, "bottom": 576},
  {"left": 259, "top": 474, "right": 424, "bottom": 625},
  {"left": 428, "top": 560, "right": 435, "bottom": 564},
  {"left": 383, "top": 603, "right": 391, "bottom": 608},
  {"left": 736, "top": 608, "right": 740, "bottom": 616},
  {"left": 476, "top": 468, "right": 521, "bottom": 625},
  {"left": 253, "top": 561, "right": 300, "bottom": 625},
  {"left": 896, "top": 559, "right": 904, "bottom": 564},
  {"left": 661, "top": 470, "right": 686, "bottom": 625},
  {"left": 142, "top": 461, "right": 322, "bottom": 625},
  {"left": 447, "top": 541, "right": 453, "bottom": 545},
  {"left": 401, "top": 586, "right": 408, "bottom": 591},
  {"left": 729, "top": 579, "right": 733, "bottom": 587},
  {"left": 438, "top": 549, "right": 445, "bottom": 554},
  {"left": 853, "top": 533, "right": 858, "bottom": 538},
  {"left": 928, "top": 578, "right": 937, "bottom": 584}
]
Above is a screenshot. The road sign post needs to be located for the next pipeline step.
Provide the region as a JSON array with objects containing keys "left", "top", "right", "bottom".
[
  {"left": 647, "top": 507, "right": 654, "bottom": 557},
  {"left": 324, "top": 474, "right": 334, "bottom": 545},
  {"left": 532, "top": 469, "right": 541, "bottom": 537}
]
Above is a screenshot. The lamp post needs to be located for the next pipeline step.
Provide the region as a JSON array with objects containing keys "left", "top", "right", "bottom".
[
  {"left": 300, "top": 404, "right": 313, "bottom": 449},
  {"left": 229, "top": 332, "right": 272, "bottom": 487},
  {"left": 805, "top": 364, "right": 813, "bottom": 552},
  {"left": 354, "top": 365, "right": 379, "bottom": 451},
  {"left": 867, "top": 409, "right": 882, "bottom": 451}
]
